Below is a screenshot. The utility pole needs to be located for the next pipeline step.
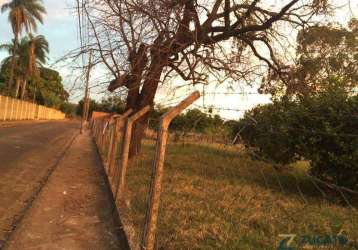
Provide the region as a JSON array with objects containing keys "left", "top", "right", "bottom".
[{"left": 80, "top": 49, "right": 93, "bottom": 134}]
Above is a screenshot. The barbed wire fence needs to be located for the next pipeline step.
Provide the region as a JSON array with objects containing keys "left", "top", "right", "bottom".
[
  {"left": 72, "top": 3, "right": 356, "bottom": 248},
  {"left": 87, "top": 83, "right": 358, "bottom": 249},
  {"left": 90, "top": 92, "right": 202, "bottom": 250},
  {"left": 147, "top": 90, "right": 358, "bottom": 249}
]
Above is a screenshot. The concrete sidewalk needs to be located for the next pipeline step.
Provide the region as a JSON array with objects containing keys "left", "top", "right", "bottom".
[{"left": 4, "top": 131, "right": 129, "bottom": 250}]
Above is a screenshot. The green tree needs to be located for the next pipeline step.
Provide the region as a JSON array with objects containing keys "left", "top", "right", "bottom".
[
  {"left": 21, "top": 34, "right": 49, "bottom": 99},
  {"left": 0, "top": 35, "right": 49, "bottom": 99},
  {"left": 182, "top": 109, "right": 211, "bottom": 133},
  {"left": 149, "top": 107, "right": 226, "bottom": 138},
  {"left": 31, "top": 67, "right": 68, "bottom": 107},
  {"left": 0, "top": 72, "right": 5, "bottom": 91},
  {"left": 76, "top": 96, "right": 125, "bottom": 118},
  {"left": 97, "top": 96, "right": 126, "bottom": 113},
  {"left": 262, "top": 19, "right": 358, "bottom": 97},
  {"left": 76, "top": 99, "right": 100, "bottom": 117},
  {"left": 0, "top": 39, "right": 24, "bottom": 95},
  {"left": 1, "top": 44, "right": 66, "bottom": 107},
  {"left": 1, "top": 0, "right": 46, "bottom": 94},
  {"left": 60, "top": 102, "right": 77, "bottom": 117},
  {"left": 204, "top": 114, "right": 227, "bottom": 142}
]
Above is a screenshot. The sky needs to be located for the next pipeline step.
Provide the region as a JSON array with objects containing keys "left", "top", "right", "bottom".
[
  {"left": 0, "top": 0, "right": 357, "bottom": 120},
  {"left": 0, "top": 0, "right": 77, "bottom": 66}
]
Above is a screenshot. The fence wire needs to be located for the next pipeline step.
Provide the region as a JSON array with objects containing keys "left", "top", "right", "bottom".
[
  {"left": 91, "top": 106, "right": 357, "bottom": 250},
  {"left": 156, "top": 124, "right": 358, "bottom": 249}
]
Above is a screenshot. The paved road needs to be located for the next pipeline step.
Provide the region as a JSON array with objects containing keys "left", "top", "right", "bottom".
[{"left": 0, "top": 120, "right": 79, "bottom": 245}]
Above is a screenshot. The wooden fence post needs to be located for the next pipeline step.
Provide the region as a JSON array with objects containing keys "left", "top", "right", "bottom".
[
  {"left": 94, "top": 119, "right": 101, "bottom": 143},
  {"left": 99, "top": 119, "right": 107, "bottom": 153},
  {"left": 141, "top": 91, "right": 200, "bottom": 250},
  {"left": 105, "top": 121, "right": 115, "bottom": 165},
  {"left": 102, "top": 121, "right": 112, "bottom": 158},
  {"left": 93, "top": 119, "right": 98, "bottom": 140},
  {"left": 107, "top": 110, "right": 133, "bottom": 178},
  {"left": 114, "top": 106, "right": 151, "bottom": 202}
]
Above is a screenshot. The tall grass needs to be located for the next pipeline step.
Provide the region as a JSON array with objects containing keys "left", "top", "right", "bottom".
[{"left": 123, "top": 141, "right": 357, "bottom": 249}]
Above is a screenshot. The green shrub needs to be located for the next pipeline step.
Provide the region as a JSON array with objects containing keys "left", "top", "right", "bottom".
[
  {"left": 238, "top": 86, "right": 358, "bottom": 190},
  {"left": 238, "top": 99, "right": 301, "bottom": 165}
]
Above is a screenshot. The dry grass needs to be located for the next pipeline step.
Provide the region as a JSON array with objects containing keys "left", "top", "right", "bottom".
[{"left": 121, "top": 140, "right": 358, "bottom": 250}]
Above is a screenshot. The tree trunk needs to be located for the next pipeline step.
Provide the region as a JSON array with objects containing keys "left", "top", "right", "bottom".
[
  {"left": 127, "top": 53, "right": 166, "bottom": 158},
  {"left": 129, "top": 115, "right": 149, "bottom": 157},
  {"left": 8, "top": 33, "right": 18, "bottom": 94},
  {"left": 14, "top": 78, "right": 21, "bottom": 98},
  {"left": 20, "top": 79, "right": 27, "bottom": 100}
]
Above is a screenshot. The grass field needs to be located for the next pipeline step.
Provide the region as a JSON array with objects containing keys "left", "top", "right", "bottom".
[{"left": 120, "top": 140, "right": 357, "bottom": 249}]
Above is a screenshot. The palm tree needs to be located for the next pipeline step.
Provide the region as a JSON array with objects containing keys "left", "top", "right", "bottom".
[
  {"left": 0, "top": 39, "right": 26, "bottom": 97},
  {"left": 21, "top": 34, "right": 49, "bottom": 99},
  {"left": 0, "top": 34, "right": 49, "bottom": 99},
  {"left": 1, "top": 0, "right": 46, "bottom": 95}
]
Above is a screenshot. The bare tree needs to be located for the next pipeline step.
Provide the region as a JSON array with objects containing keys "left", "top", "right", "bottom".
[{"left": 76, "top": 0, "right": 336, "bottom": 157}]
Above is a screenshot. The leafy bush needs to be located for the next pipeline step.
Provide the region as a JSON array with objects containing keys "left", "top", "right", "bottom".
[
  {"left": 238, "top": 86, "right": 358, "bottom": 190},
  {"left": 237, "top": 100, "right": 301, "bottom": 165}
]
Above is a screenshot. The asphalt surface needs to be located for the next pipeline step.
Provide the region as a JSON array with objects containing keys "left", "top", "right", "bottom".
[{"left": 0, "top": 120, "right": 79, "bottom": 246}]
